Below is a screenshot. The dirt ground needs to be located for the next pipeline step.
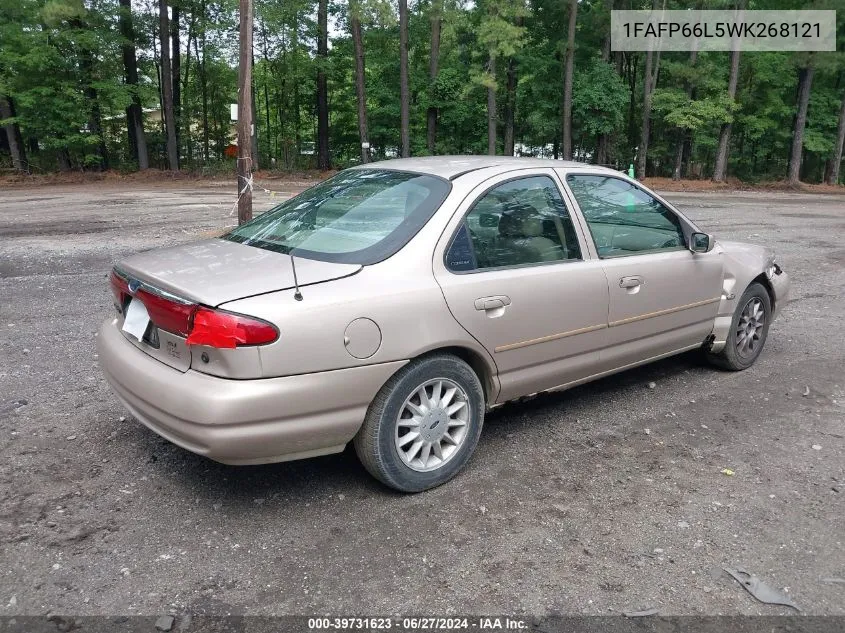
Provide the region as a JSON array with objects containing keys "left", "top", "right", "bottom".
[{"left": 0, "top": 179, "right": 843, "bottom": 618}]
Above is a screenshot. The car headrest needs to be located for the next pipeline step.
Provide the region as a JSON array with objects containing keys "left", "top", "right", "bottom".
[{"left": 498, "top": 206, "right": 544, "bottom": 238}]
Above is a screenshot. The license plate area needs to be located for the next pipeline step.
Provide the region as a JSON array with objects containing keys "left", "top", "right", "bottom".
[
  {"left": 122, "top": 298, "right": 152, "bottom": 342},
  {"left": 119, "top": 298, "right": 191, "bottom": 372}
]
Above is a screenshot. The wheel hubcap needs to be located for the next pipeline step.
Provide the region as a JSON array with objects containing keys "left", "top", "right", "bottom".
[
  {"left": 735, "top": 297, "right": 765, "bottom": 358},
  {"left": 394, "top": 378, "right": 470, "bottom": 472}
]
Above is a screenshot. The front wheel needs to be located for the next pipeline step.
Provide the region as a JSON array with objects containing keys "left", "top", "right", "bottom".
[
  {"left": 354, "top": 354, "right": 485, "bottom": 492},
  {"left": 705, "top": 282, "right": 771, "bottom": 371}
]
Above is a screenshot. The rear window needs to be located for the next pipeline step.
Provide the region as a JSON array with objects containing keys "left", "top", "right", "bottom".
[{"left": 224, "top": 169, "right": 451, "bottom": 265}]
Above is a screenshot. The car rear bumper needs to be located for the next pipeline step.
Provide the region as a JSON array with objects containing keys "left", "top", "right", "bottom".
[{"left": 97, "top": 318, "right": 406, "bottom": 465}]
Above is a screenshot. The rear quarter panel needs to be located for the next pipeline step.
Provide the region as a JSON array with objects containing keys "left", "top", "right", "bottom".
[{"left": 221, "top": 264, "right": 492, "bottom": 379}]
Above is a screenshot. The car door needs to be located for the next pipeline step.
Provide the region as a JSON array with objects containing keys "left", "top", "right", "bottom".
[
  {"left": 433, "top": 170, "right": 609, "bottom": 403},
  {"left": 562, "top": 172, "right": 724, "bottom": 370}
]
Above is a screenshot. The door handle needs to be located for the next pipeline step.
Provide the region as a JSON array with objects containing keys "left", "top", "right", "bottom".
[
  {"left": 474, "top": 295, "right": 511, "bottom": 311},
  {"left": 619, "top": 276, "right": 643, "bottom": 289}
]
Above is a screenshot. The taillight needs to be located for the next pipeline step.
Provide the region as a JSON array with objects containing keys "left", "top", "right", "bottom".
[
  {"left": 110, "top": 271, "right": 129, "bottom": 309},
  {"left": 135, "top": 288, "right": 196, "bottom": 337},
  {"left": 186, "top": 307, "right": 279, "bottom": 349},
  {"left": 111, "top": 269, "right": 277, "bottom": 349}
]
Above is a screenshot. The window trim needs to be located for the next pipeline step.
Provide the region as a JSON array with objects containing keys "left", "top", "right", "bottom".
[
  {"left": 562, "top": 172, "right": 691, "bottom": 260},
  {"left": 443, "top": 173, "right": 586, "bottom": 275}
]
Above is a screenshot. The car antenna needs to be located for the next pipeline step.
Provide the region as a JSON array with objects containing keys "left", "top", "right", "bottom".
[{"left": 290, "top": 252, "right": 303, "bottom": 301}]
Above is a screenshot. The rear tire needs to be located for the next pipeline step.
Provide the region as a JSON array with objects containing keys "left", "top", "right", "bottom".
[
  {"left": 705, "top": 282, "right": 771, "bottom": 371},
  {"left": 354, "top": 354, "right": 485, "bottom": 492}
]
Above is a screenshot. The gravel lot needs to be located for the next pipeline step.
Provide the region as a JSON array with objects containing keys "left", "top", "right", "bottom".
[{"left": 0, "top": 180, "right": 843, "bottom": 618}]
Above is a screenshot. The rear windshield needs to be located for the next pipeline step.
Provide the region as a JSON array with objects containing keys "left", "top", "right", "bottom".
[{"left": 224, "top": 169, "right": 451, "bottom": 265}]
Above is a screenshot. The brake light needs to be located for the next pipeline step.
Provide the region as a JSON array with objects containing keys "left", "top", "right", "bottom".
[
  {"left": 110, "top": 270, "right": 276, "bottom": 349},
  {"left": 110, "top": 271, "right": 129, "bottom": 309},
  {"left": 185, "top": 307, "right": 279, "bottom": 349},
  {"left": 135, "top": 288, "right": 196, "bottom": 337}
]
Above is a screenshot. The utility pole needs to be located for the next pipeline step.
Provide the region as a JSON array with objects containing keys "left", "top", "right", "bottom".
[{"left": 237, "top": 0, "right": 254, "bottom": 224}]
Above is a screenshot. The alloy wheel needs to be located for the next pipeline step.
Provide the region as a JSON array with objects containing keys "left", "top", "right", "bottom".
[
  {"left": 736, "top": 297, "right": 765, "bottom": 359},
  {"left": 394, "top": 378, "right": 470, "bottom": 472}
]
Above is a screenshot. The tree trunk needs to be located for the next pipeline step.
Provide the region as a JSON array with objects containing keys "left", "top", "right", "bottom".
[
  {"left": 57, "top": 148, "right": 72, "bottom": 172},
  {"left": 261, "top": 23, "right": 272, "bottom": 164},
  {"left": 826, "top": 89, "right": 845, "bottom": 185},
  {"left": 251, "top": 65, "right": 259, "bottom": 169},
  {"left": 787, "top": 64, "right": 814, "bottom": 186},
  {"left": 237, "top": 0, "right": 254, "bottom": 224},
  {"left": 211, "top": 83, "right": 221, "bottom": 155},
  {"left": 183, "top": 9, "right": 196, "bottom": 165},
  {"left": 263, "top": 73, "right": 271, "bottom": 165},
  {"left": 316, "top": 0, "right": 330, "bottom": 170},
  {"left": 504, "top": 55, "right": 517, "bottom": 156},
  {"left": 504, "top": 15, "right": 523, "bottom": 158},
  {"left": 350, "top": 5, "right": 369, "bottom": 164},
  {"left": 672, "top": 132, "right": 684, "bottom": 180},
  {"left": 152, "top": 14, "right": 163, "bottom": 127},
  {"left": 652, "top": 47, "right": 662, "bottom": 92},
  {"left": 426, "top": 1, "right": 442, "bottom": 154},
  {"left": 276, "top": 46, "right": 288, "bottom": 166},
  {"left": 596, "top": 133, "right": 608, "bottom": 166},
  {"left": 292, "top": 12, "right": 302, "bottom": 157},
  {"left": 159, "top": 0, "right": 178, "bottom": 170},
  {"left": 560, "top": 0, "right": 577, "bottom": 160},
  {"left": 119, "top": 0, "right": 148, "bottom": 169},
  {"left": 121, "top": 2, "right": 137, "bottom": 162},
  {"left": 171, "top": 2, "right": 181, "bottom": 158},
  {"left": 712, "top": 48, "right": 741, "bottom": 182},
  {"left": 596, "top": 0, "right": 613, "bottom": 165},
  {"left": 487, "top": 54, "right": 496, "bottom": 155},
  {"left": 0, "top": 96, "right": 27, "bottom": 172},
  {"left": 199, "top": 0, "right": 209, "bottom": 162},
  {"left": 637, "top": 54, "right": 655, "bottom": 178},
  {"left": 637, "top": 0, "right": 661, "bottom": 179},
  {"left": 399, "top": 0, "right": 410, "bottom": 157},
  {"left": 626, "top": 55, "right": 637, "bottom": 161},
  {"left": 0, "top": 108, "right": 11, "bottom": 155}
]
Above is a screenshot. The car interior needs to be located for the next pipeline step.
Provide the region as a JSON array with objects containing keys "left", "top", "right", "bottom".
[
  {"left": 464, "top": 181, "right": 582, "bottom": 269},
  {"left": 566, "top": 174, "right": 687, "bottom": 257}
]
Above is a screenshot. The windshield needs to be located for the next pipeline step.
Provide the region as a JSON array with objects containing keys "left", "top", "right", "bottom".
[{"left": 224, "top": 169, "right": 451, "bottom": 265}]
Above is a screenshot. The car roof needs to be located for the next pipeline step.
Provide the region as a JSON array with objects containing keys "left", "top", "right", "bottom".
[{"left": 352, "top": 156, "right": 620, "bottom": 181}]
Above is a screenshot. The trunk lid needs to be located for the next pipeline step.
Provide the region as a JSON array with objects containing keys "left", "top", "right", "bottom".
[
  {"left": 117, "top": 239, "right": 362, "bottom": 307},
  {"left": 112, "top": 239, "right": 360, "bottom": 373}
]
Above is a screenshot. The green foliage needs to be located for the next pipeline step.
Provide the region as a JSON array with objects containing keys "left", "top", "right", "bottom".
[
  {"left": 0, "top": 0, "right": 843, "bottom": 182},
  {"left": 652, "top": 89, "right": 733, "bottom": 131},
  {"left": 475, "top": 0, "right": 528, "bottom": 60},
  {"left": 573, "top": 59, "right": 628, "bottom": 137}
]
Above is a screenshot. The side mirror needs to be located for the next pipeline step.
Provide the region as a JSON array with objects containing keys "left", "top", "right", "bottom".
[
  {"left": 690, "top": 232, "right": 714, "bottom": 253},
  {"left": 479, "top": 212, "right": 499, "bottom": 228}
]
